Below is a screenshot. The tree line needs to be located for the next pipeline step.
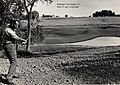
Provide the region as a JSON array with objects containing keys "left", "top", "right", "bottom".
[{"left": 92, "top": 10, "right": 120, "bottom": 17}]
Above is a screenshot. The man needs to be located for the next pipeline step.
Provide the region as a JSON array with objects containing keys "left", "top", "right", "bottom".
[{"left": 3, "top": 19, "right": 27, "bottom": 84}]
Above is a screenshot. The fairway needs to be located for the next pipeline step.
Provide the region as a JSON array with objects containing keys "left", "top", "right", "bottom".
[{"left": 36, "top": 17, "right": 120, "bottom": 44}]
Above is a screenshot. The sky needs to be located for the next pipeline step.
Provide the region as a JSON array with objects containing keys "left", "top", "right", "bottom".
[{"left": 33, "top": 0, "right": 120, "bottom": 17}]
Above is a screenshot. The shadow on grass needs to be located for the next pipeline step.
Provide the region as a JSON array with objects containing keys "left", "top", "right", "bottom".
[
  {"left": 16, "top": 47, "right": 90, "bottom": 58},
  {"left": 17, "top": 50, "right": 48, "bottom": 58},
  {"left": 61, "top": 58, "right": 120, "bottom": 84}
]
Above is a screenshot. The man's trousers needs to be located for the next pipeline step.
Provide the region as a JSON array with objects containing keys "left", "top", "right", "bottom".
[{"left": 3, "top": 43, "right": 17, "bottom": 79}]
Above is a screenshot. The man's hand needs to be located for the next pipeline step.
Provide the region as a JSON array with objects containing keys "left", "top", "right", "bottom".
[{"left": 22, "top": 40, "right": 27, "bottom": 45}]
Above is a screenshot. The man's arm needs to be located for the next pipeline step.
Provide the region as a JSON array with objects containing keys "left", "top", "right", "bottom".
[{"left": 6, "top": 28, "right": 26, "bottom": 42}]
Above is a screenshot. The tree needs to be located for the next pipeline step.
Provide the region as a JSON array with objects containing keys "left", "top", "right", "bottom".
[
  {"left": 93, "top": 10, "right": 116, "bottom": 17},
  {"left": 23, "top": 0, "right": 53, "bottom": 51},
  {"left": 31, "top": 10, "right": 39, "bottom": 20},
  {"left": 0, "top": 0, "right": 25, "bottom": 27},
  {"left": 26, "top": 10, "right": 39, "bottom": 20},
  {"left": 0, "top": 0, "right": 13, "bottom": 26},
  {"left": 0, "top": 1, "right": 5, "bottom": 16},
  {"left": 65, "top": 14, "right": 68, "bottom": 17}
]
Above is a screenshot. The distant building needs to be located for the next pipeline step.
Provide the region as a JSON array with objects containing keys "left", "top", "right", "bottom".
[{"left": 42, "top": 14, "right": 55, "bottom": 18}]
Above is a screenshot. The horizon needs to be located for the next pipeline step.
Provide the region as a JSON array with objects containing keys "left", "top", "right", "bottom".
[{"left": 33, "top": 0, "right": 120, "bottom": 17}]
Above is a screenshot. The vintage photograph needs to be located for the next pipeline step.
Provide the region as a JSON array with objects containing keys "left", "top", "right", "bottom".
[{"left": 0, "top": 0, "right": 120, "bottom": 85}]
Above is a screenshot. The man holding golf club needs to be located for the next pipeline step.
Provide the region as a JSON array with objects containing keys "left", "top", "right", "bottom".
[{"left": 3, "top": 18, "right": 27, "bottom": 84}]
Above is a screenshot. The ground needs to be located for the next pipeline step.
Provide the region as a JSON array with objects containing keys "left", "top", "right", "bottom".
[{"left": 0, "top": 45, "right": 120, "bottom": 85}]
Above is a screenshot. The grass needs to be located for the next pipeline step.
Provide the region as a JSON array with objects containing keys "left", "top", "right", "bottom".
[
  {"left": 38, "top": 17, "right": 120, "bottom": 44},
  {"left": 20, "top": 17, "right": 120, "bottom": 44}
]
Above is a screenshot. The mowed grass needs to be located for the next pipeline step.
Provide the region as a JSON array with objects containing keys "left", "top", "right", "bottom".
[
  {"left": 21, "top": 17, "right": 120, "bottom": 44},
  {"left": 36, "top": 17, "right": 120, "bottom": 44},
  {"left": 39, "top": 17, "right": 120, "bottom": 26}
]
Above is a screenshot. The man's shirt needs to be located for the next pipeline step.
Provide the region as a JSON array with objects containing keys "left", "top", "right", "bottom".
[{"left": 3, "top": 27, "right": 20, "bottom": 44}]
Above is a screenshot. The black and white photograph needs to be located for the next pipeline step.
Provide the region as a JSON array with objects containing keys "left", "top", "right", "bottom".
[{"left": 0, "top": 0, "right": 120, "bottom": 85}]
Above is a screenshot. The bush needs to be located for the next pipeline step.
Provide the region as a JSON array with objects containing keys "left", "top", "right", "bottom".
[{"left": 31, "top": 25, "right": 44, "bottom": 44}]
